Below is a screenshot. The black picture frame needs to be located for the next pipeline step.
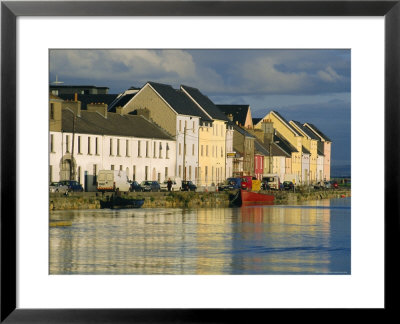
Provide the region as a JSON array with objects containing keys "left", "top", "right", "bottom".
[{"left": 1, "top": 1, "right": 399, "bottom": 322}]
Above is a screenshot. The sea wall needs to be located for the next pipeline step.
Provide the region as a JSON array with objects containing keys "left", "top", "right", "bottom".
[{"left": 49, "top": 189, "right": 351, "bottom": 211}]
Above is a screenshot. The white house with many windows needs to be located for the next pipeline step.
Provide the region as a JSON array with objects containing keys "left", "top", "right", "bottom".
[{"left": 49, "top": 97, "right": 176, "bottom": 191}]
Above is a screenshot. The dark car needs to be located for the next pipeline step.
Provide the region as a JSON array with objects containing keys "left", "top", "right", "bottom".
[
  {"left": 330, "top": 180, "right": 339, "bottom": 189},
  {"left": 140, "top": 181, "right": 161, "bottom": 192},
  {"left": 282, "top": 181, "right": 294, "bottom": 191},
  {"left": 218, "top": 178, "right": 241, "bottom": 191},
  {"left": 129, "top": 181, "right": 142, "bottom": 192},
  {"left": 181, "top": 180, "right": 197, "bottom": 191},
  {"left": 59, "top": 180, "right": 84, "bottom": 192},
  {"left": 261, "top": 181, "right": 270, "bottom": 190}
]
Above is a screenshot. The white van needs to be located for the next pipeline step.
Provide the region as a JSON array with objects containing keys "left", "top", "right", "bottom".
[
  {"left": 262, "top": 174, "right": 281, "bottom": 190},
  {"left": 160, "top": 177, "right": 182, "bottom": 191},
  {"left": 97, "top": 170, "right": 130, "bottom": 192}
]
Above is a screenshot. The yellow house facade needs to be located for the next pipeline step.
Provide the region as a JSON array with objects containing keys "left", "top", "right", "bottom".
[
  {"left": 256, "top": 112, "right": 303, "bottom": 182},
  {"left": 289, "top": 121, "right": 318, "bottom": 184}
]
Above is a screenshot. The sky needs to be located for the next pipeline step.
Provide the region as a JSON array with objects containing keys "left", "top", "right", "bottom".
[{"left": 49, "top": 49, "right": 351, "bottom": 174}]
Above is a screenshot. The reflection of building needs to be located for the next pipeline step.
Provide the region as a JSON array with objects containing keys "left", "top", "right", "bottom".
[{"left": 49, "top": 95, "right": 176, "bottom": 190}]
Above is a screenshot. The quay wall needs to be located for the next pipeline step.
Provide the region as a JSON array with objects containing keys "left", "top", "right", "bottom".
[{"left": 49, "top": 189, "right": 351, "bottom": 211}]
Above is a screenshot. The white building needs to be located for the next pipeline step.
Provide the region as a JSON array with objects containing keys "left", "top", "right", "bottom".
[{"left": 49, "top": 97, "right": 176, "bottom": 191}]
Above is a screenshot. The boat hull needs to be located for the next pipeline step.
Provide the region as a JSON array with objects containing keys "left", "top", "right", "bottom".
[
  {"left": 100, "top": 197, "right": 145, "bottom": 209},
  {"left": 230, "top": 189, "right": 274, "bottom": 207}
]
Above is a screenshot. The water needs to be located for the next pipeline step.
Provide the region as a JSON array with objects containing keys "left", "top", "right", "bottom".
[{"left": 49, "top": 198, "right": 350, "bottom": 275}]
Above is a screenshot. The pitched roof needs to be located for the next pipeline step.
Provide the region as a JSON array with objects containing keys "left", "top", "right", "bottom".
[
  {"left": 270, "top": 110, "right": 301, "bottom": 136},
  {"left": 58, "top": 94, "right": 118, "bottom": 111},
  {"left": 303, "top": 123, "right": 332, "bottom": 142},
  {"left": 252, "top": 118, "right": 262, "bottom": 126},
  {"left": 274, "top": 132, "right": 298, "bottom": 154},
  {"left": 317, "top": 148, "right": 325, "bottom": 156},
  {"left": 180, "top": 85, "right": 229, "bottom": 121},
  {"left": 216, "top": 104, "right": 250, "bottom": 126},
  {"left": 302, "top": 146, "right": 310, "bottom": 155},
  {"left": 147, "top": 82, "right": 212, "bottom": 121},
  {"left": 290, "top": 120, "right": 320, "bottom": 140},
  {"left": 230, "top": 121, "right": 255, "bottom": 138},
  {"left": 62, "top": 109, "right": 173, "bottom": 140},
  {"left": 254, "top": 139, "right": 270, "bottom": 156},
  {"left": 107, "top": 92, "right": 137, "bottom": 112}
]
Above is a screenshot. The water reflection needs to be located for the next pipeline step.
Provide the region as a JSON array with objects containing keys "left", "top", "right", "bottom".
[{"left": 50, "top": 198, "right": 350, "bottom": 275}]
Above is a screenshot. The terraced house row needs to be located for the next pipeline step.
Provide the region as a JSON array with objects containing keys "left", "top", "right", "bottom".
[{"left": 49, "top": 82, "right": 331, "bottom": 190}]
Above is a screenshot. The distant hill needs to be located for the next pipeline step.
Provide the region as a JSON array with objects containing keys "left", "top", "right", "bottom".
[{"left": 331, "top": 165, "right": 351, "bottom": 178}]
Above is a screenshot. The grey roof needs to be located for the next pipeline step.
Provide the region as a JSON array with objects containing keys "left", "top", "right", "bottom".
[
  {"left": 302, "top": 146, "right": 310, "bottom": 155},
  {"left": 147, "top": 82, "right": 212, "bottom": 121},
  {"left": 254, "top": 139, "right": 270, "bottom": 156},
  {"left": 291, "top": 120, "right": 320, "bottom": 140},
  {"left": 216, "top": 105, "right": 250, "bottom": 126},
  {"left": 62, "top": 109, "right": 173, "bottom": 140},
  {"left": 181, "top": 85, "right": 229, "bottom": 121},
  {"left": 230, "top": 121, "right": 255, "bottom": 138},
  {"left": 274, "top": 132, "right": 298, "bottom": 154},
  {"left": 107, "top": 93, "right": 137, "bottom": 112},
  {"left": 303, "top": 123, "right": 332, "bottom": 142},
  {"left": 271, "top": 110, "right": 301, "bottom": 136},
  {"left": 252, "top": 118, "right": 262, "bottom": 126},
  {"left": 317, "top": 148, "right": 325, "bottom": 156},
  {"left": 58, "top": 94, "right": 118, "bottom": 111}
]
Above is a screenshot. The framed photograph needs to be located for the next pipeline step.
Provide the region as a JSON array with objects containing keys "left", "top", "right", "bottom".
[{"left": 1, "top": 0, "right": 398, "bottom": 322}]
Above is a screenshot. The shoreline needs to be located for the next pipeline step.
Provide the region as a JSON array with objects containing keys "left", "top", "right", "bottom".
[{"left": 49, "top": 188, "right": 351, "bottom": 210}]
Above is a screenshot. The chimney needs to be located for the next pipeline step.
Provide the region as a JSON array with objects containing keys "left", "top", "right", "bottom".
[
  {"left": 262, "top": 119, "right": 274, "bottom": 143},
  {"left": 87, "top": 102, "right": 108, "bottom": 118},
  {"left": 227, "top": 114, "right": 233, "bottom": 122},
  {"left": 74, "top": 93, "right": 78, "bottom": 102},
  {"left": 62, "top": 99, "right": 81, "bottom": 117}
]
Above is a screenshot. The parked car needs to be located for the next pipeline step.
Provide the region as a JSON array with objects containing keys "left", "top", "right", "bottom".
[
  {"left": 49, "top": 182, "right": 69, "bottom": 193},
  {"left": 181, "top": 180, "right": 197, "bottom": 191},
  {"left": 140, "top": 181, "right": 161, "bottom": 192},
  {"left": 129, "top": 181, "right": 142, "bottom": 192},
  {"left": 261, "top": 174, "right": 281, "bottom": 190},
  {"left": 315, "top": 181, "right": 331, "bottom": 189},
  {"left": 282, "top": 181, "right": 294, "bottom": 191},
  {"left": 218, "top": 178, "right": 241, "bottom": 191},
  {"left": 58, "top": 180, "right": 84, "bottom": 192},
  {"left": 160, "top": 177, "right": 182, "bottom": 191},
  {"left": 261, "top": 181, "right": 270, "bottom": 190}
]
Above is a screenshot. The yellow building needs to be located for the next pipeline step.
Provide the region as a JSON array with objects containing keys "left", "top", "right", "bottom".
[
  {"left": 255, "top": 111, "right": 303, "bottom": 182},
  {"left": 180, "top": 85, "right": 228, "bottom": 186},
  {"left": 289, "top": 120, "right": 319, "bottom": 184}
]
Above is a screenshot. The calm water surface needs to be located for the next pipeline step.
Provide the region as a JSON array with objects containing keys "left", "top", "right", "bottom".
[{"left": 50, "top": 198, "right": 350, "bottom": 275}]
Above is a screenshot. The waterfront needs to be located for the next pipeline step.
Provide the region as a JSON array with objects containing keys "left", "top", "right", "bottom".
[{"left": 49, "top": 197, "right": 350, "bottom": 275}]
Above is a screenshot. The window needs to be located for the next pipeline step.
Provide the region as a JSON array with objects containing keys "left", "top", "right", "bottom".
[
  {"left": 201, "top": 145, "right": 203, "bottom": 156},
  {"left": 49, "top": 165, "right": 53, "bottom": 182},
  {"left": 145, "top": 166, "right": 148, "bottom": 180},
  {"left": 66, "top": 135, "right": 70, "bottom": 153},
  {"left": 189, "top": 166, "right": 192, "bottom": 180},
  {"left": 111, "top": 165, "right": 114, "bottom": 170},
  {"left": 166, "top": 143, "right": 169, "bottom": 158},
  {"left": 178, "top": 165, "right": 182, "bottom": 177},
  {"left": 138, "top": 141, "right": 141, "bottom": 157},
  {"left": 126, "top": 140, "right": 129, "bottom": 157},
  {"left": 87, "top": 137, "right": 91, "bottom": 155},
  {"left": 117, "top": 139, "right": 120, "bottom": 156},
  {"left": 50, "top": 134, "right": 54, "bottom": 153},
  {"left": 109, "top": 139, "right": 113, "bottom": 155},
  {"left": 154, "top": 142, "right": 157, "bottom": 158},
  {"left": 165, "top": 167, "right": 168, "bottom": 178},
  {"left": 206, "top": 145, "right": 208, "bottom": 156},
  {"left": 92, "top": 165, "right": 97, "bottom": 185},
  {"left": 192, "top": 144, "right": 195, "bottom": 156},
  {"left": 95, "top": 137, "right": 98, "bottom": 155},
  {"left": 50, "top": 103, "right": 55, "bottom": 119},
  {"left": 179, "top": 143, "right": 181, "bottom": 155},
  {"left": 120, "top": 165, "right": 123, "bottom": 171},
  {"left": 146, "top": 141, "right": 149, "bottom": 157},
  {"left": 159, "top": 143, "right": 162, "bottom": 158},
  {"left": 132, "top": 165, "right": 136, "bottom": 181},
  {"left": 193, "top": 121, "right": 195, "bottom": 132}
]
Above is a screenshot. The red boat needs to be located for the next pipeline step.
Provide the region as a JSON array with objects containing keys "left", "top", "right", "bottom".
[{"left": 230, "top": 189, "right": 274, "bottom": 207}]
